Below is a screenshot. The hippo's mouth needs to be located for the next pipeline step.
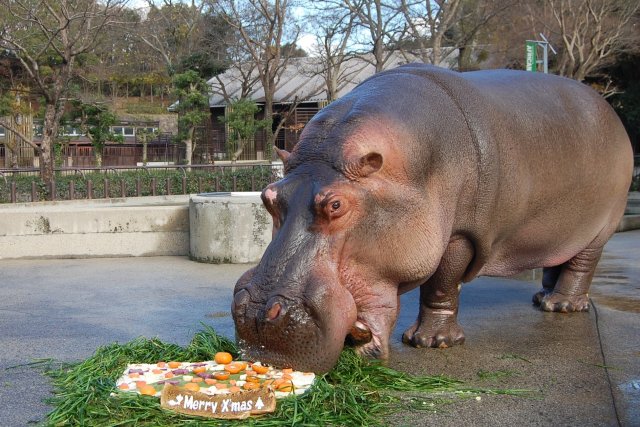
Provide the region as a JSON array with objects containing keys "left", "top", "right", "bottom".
[
  {"left": 346, "top": 320, "right": 373, "bottom": 346},
  {"left": 233, "top": 291, "right": 350, "bottom": 373},
  {"left": 345, "top": 319, "right": 385, "bottom": 359}
]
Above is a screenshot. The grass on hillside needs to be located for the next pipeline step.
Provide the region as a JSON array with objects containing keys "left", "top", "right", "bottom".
[{"left": 44, "top": 326, "right": 531, "bottom": 426}]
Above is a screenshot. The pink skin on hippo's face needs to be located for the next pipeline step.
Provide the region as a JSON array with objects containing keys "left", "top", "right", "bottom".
[
  {"left": 231, "top": 112, "right": 444, "bottom": 373},
  {"left": 231, "top": 155, "right": 400, "bottom": 373}
]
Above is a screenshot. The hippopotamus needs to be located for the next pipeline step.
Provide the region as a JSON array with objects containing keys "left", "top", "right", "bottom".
[{"left": 231, "top": 64, "right": 633, "bottom": 373}]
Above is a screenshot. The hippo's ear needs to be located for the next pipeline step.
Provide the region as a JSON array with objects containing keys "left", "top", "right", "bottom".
[
  {"left": 275, "top": 147, "right": 291, "bottom": 163},
  {"left": 356, "top": 152, "right": 383, "bottom": 177}
]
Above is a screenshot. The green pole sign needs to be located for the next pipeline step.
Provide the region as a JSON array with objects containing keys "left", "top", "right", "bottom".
[{"left": 525, "top": 41, "right": 537, "bottom": 72}]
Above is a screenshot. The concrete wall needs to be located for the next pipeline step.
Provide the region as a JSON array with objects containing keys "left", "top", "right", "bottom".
[
  {"left": 0, "top": 192, "right": 638, "bottom": 261},
  {"left": 0, "top": 193, "right": 272, "bottom": 262},
  {"left": 0, "top": 196, "right": 189, "bottom": 259}
]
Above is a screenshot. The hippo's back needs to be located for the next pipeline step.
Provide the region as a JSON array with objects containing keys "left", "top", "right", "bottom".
[
  {"left": 465, "top": 69, "right": 632, "bottom": 276},
  {"left": 376, "top": 65, "right": 633, "bottom": 276}
]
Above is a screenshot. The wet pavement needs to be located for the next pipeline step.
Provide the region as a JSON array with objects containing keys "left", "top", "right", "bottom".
[{"left": 0, "top": 230, "right": 638, "bottom": 426}]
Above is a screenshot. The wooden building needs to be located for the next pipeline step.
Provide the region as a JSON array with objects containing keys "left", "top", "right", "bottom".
[{"left": 206, "top": 55, "right": 419, "bottom": 160}]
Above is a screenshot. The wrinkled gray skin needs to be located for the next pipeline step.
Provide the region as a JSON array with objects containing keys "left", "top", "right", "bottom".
[{"left": 232, "top": 64, "right": 633, "bottom": 373}]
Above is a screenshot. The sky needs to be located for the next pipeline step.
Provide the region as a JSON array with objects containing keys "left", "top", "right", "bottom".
[{"left": 126, "top": 0, "right": 318, "bottom": 54}]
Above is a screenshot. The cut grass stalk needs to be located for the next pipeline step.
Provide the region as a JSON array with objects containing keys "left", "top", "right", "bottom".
[{"left": 44, "top": 326, "right": 530, "bottom": 426}]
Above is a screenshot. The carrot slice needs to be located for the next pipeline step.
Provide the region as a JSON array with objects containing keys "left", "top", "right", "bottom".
[
  {"left": 277, "top": 381, "right": 293, "bottom": 392},
  {"left": 139, "top": 385, "right": 157, "bottom": 396},
  {"left": 183, "top": 383, "right": 200, "bottom": 392},
  {"left": 252, "top": 364, "right": 269, "bottom": 375},
  {"left": 243, "top": 382, "right": 260, "bottom": 390},
  {"left": 224, "top": 363, "right": 242, "bottom": 374},
  {"left": 214, "top": 372, "right": 230, "bottom": 381}
]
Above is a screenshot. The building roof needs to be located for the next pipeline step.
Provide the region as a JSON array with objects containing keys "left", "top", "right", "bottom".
[{"left": 207, "top": 50, "right": 457, "bottom": 108}]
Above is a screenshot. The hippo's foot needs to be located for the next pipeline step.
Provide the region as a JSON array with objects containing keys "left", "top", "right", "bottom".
[
  {"left": 402, "top": 309, "right": 465, "bottom": 349},
  {"left": 533, "top": 290, "right": 590, "bottom": 313}
]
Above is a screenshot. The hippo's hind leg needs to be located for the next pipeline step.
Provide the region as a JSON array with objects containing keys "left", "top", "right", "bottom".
[
  {"left": 402, "top": 237, "right": 473, "bottom": 348},
  {"left": 532, "top": 246, "right": 603, "bottom": 313}
]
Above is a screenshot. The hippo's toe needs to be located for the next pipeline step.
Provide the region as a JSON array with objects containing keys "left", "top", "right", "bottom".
[
  {"left": 532, "top": 288, "right": 552, "bottom": 306},
  {"left": 537, "top": 292, "right": 590, "bottom": 313},
  {"left": 402, "top": 309, "right": 465, "bottom": 349}
]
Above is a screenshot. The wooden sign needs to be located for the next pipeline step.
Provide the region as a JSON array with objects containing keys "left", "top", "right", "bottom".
[{"left": 160, "top": 384, "right": 276, "bottom": 419}]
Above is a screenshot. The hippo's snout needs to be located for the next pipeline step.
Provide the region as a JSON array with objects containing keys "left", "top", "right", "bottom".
[
  {"left": 231, "top": 288, "right": 249, "bottom": 316},
  {"left": 232, "top": 273, "right": 358, "bottom": 373},
  {"left": 232, "top": 289, "right": 325, "bottom": 371},
  {"left": 232, "top": 289, "right": 298, "bottom": 332}
]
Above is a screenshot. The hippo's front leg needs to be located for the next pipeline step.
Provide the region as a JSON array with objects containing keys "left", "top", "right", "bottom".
[{"left": 403, "top": 237, "right": 474, "bottom": 348}]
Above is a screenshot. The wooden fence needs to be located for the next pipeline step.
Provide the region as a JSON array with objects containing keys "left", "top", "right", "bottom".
[{"left": 0, "top": 136, "right": 227, "bottom": 169}]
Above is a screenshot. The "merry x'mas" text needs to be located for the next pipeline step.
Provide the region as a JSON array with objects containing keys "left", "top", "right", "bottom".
[{"left": 171, "top": 394, "right": 266, "bottom": 414}]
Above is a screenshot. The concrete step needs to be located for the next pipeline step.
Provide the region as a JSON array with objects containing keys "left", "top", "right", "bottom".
[{"left": 627, "top": 192, "right": 640, "bottom": 214}]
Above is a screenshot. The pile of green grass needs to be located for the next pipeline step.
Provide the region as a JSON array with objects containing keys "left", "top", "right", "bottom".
[{"left": 45, "top": 326, "right": 528, "bottom": 426}]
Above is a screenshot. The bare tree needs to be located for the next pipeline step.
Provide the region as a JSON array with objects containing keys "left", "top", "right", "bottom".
[
  {"left": 449, "top": 0, "right": 515, "bottom": 70},
  {"left": 132, "top": 0, "right": 208, "bottom": 73},
  {"left": 308, "top": 5, "right": 361, "bottom": 101},
  {"left": 397, "top": 0, "right": 462, "bottom": 65},
  {"left": 0, "top": 90, "right": 36, "bottom": 168},
  {"left": 0, "top": 65, "right": 39, "bottom": 167},
  {"left": 542, "top": 0, "right": 639, "bottom": 81},
  {"left": 0, "top": 0, "right": 126, "bottom": 187},
  {"left": 341, "top": 0, "right": 407, "bottom": 72},
  {"left": 209, "top": 27, "right": 262, "bottom": 103},
  {"left": 215, "top": 0, "right": 301, "bottom": 160}
]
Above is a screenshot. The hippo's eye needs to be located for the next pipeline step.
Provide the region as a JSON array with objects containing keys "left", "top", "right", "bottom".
[
  {"left": 325, "top": 198, "right": 346, "bottom": 219},
  {"left": 316, "top": 193, "right": 348, "bottom": 221}
]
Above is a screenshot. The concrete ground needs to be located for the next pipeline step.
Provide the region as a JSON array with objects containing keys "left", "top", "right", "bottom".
[{"left": 0, "top": 231, "right": 638, "bottom": 426}]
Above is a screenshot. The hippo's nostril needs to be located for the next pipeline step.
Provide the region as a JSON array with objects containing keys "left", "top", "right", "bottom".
[
  {"left": 265, "top": 297, "right": 287, "bottom": 322},
  {"left": 266, "top": 302, "right": 282, "bottom": 321}
]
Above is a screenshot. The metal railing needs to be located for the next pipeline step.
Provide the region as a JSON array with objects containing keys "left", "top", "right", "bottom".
[{"left": 0, "top": 163, "right": 284, "bottom": 204}]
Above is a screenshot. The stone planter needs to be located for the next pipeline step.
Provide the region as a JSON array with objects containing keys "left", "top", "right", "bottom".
[{"left": 189, "top": 192, "right": 272, "bottom": 264}]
